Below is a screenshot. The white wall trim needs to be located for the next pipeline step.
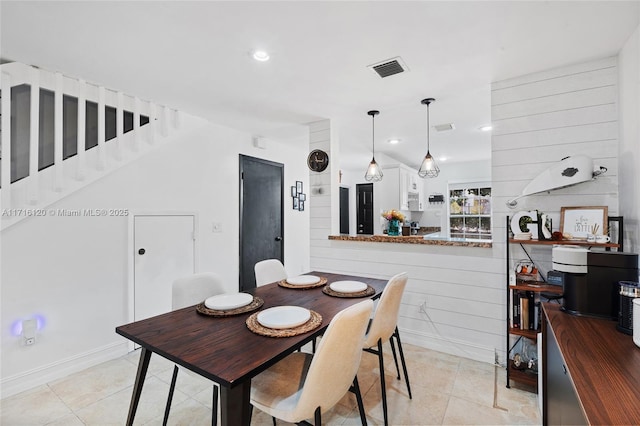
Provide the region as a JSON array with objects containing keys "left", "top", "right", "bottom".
[{"left": 0, "top": 341, "right": 128, "bottom": 399}]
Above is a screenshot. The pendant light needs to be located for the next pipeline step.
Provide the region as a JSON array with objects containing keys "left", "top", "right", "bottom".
[
  {"left": 364, "top": 110, "right": 383, "bottom": 182},
  {"left": 418, "top": 98, "right": 440, "bottom": 178}
]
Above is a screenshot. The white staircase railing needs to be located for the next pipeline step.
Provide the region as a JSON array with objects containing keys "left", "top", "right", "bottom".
[{"left": 0, "top": 62, "right": 181, "bottom": 230}]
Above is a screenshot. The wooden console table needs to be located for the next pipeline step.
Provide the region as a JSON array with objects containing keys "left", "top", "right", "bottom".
[{"left": 542, "top": 303, "right": 640, "bottom": 425}]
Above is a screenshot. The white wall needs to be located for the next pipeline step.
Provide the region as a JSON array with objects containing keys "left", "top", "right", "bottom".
[
  {"left": 1, "top": 116, "right": 310, "bottom": 397},
  {"left": 493, "top": 56, "right": 620, "bottom": 280},
  {"left": 619, "top": 24, "right": 640, "bottom": 253}
]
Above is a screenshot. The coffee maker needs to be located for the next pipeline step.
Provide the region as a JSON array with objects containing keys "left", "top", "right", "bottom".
[{"left": 551, "top": 247, "right": 639, "bottom": 320}]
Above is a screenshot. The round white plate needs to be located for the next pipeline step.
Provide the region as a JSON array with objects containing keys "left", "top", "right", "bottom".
[
  {"left": 330, "top": 280, "right": 368, "bottom": 294},
  {"left": 204, "top": 293, "right": 253, "bottom": 311},
  {"left": 286, "top": 275, "right": 321, "bottom": 286},
  {"left": 257, "top": 306, "right": 311, "bottom": 329}
]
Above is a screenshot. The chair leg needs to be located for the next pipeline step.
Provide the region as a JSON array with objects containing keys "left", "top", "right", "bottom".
[
  {"left": 377, "top": 339, "right": 389, "bottom": 426},
  {"left": 394, "top": 327, "right": 412, "bottom": 399},
  {"left": 212, "top": 384, "right": 218, "bottom": 426},
  {"left": 314, "top": 406, "right": 321, "bottom": 425},
  {"left": 163, "top": 365, "right": 179, "bottom": 426},
  {"left": 389, "top": 337, "right": 401, "bottom": 380},
  {"left": 352, "top": 376, "right": 368, "bottom": 426}
]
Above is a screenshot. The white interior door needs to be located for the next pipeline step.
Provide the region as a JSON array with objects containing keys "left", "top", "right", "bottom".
[{"left": 134, "top": 214, "right": 195, "bottom": 321}]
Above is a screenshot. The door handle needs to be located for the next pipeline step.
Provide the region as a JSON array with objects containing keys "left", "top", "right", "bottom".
[
  {"left": 138, "top": 248, "right": 146, "bottom": 255},
  {"left": 275, "top": 237, "right": 282, "bottom": 241}
]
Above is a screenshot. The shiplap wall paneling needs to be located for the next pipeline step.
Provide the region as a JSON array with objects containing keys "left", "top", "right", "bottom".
[{"left": 491, "top": 56, "right": 620, "bottom": 369}]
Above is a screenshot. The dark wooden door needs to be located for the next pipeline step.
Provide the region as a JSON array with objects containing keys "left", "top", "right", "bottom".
[
  {"left": 239, "top": 155, "right": 284, "bottom": 291},
  {"left": 339, "top": 186, "right": 349, "bottom": 234},
  {"left": 356, "top": 183, "right": 373, "bottom": 235}
]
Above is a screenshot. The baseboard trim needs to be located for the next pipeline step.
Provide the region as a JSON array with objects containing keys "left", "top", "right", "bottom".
[
  {"left": 0, "top": 341, "right": 129, "bottom": 399},
  {"left": 399, "top": 327, "right": 497, "bottom": 365}
]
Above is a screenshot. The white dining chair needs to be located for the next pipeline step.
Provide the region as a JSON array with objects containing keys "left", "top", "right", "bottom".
[
  {"left": 362, "top": 272, "right": 411, "bottom": 426},
  {"left": 254, "top": 258, "right": 287, "bottom": 287},
  {"left": 164, "top": 272, "right": 225, "bottom": 426},
  {"left": 250, "top": 299, "right": 374, "bottom": 425}
]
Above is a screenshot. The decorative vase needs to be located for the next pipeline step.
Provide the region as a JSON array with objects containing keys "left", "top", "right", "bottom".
[{"left": 388, "top": 219, "right": 400, "bottom": 236}]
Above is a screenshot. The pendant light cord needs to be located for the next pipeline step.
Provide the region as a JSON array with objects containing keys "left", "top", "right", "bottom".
[
  {"left": 372, "top": 114, "right": 376, "bottom": 157},
  {"left": 426, "top": 102, "right": 430, "bottom": 152}
]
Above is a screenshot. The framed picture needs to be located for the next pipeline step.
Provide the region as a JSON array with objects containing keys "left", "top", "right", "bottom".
[
  {"left": 291, "top": 186, "right": 297, "bottom": 197},
  {"left": 299, "top": 193, "right": 306, "bottom": 202},
  {"left": 299, "top": 201, "right": 305, "bottom": 211},
  {"left": 560, "top": 206, "right": 608, "bottom": 238},
  {"left": 293, "top": 197, "right": 299, "bottom": 210},
  {"left": 296, "top": 181, "right": 303, "bottom": 193}
]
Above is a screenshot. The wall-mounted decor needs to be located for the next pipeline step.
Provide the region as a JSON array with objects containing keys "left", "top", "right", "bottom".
[
  {"left": 560, "top": 206, "right": 608, "bottom": 239},
  {"left": 307, "top": 149, "right": 329, "bottom": 172},
  {"left": 291, "top": 181, "right": 306, "bottom": 211}
]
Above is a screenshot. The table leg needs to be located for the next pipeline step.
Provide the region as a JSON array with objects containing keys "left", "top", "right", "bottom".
[
  {"left": 126, "top": 348, "right": 152, "bottom": 426},
  {"left": 220, "top": 381, "right": 252, "bottom": 426}
]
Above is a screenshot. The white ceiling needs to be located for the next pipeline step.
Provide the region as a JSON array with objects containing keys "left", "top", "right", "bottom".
[{"left": 2, "top": 1, "right": 639, "bottom": 171}]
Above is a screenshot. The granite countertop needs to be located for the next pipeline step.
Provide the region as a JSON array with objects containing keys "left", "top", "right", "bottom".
[{"left": 328, "top": 234, "right": 492, "bottom": 248}]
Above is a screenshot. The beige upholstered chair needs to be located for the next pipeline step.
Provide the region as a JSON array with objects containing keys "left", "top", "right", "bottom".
[
  {"left": 363, "top": 272, "right": 411, "bottom": 426},
  {"left": 251, "top": 299, "right": 374, "bottom": 425},
  {"left": 165, "top": 272, "right": 225, "bottom": 426},
  {"left": 254, "top": 259, "right": 287, "bottom": 287}
]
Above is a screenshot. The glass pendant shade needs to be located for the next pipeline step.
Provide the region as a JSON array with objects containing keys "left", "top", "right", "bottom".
[
  {"left": 418, "top": 98, "right": 439, "bottom": 178},
  {"left": 365, "top": 157, "right": 383, "bottom": 182},
  {"left": 364, "top": 110, "right": 383, "bottom": 182},
  {"left": 418, "top": 151, "right": 440, "bottom": 178}
]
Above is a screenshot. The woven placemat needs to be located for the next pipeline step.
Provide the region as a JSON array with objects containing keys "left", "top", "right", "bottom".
[
  {"left": 246, "top": 310, "right": 322, "bottom": 337},
  {"left": 322, "top": 285, "right": 375, "bottom": 298},
  {"left": 278, "top": 276, "right": 327, "bottom": 289},
  {"left": 196, "top": 297, "right": 264, "bottom": 317}
]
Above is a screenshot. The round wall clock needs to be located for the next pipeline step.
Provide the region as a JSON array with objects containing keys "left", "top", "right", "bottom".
[{"left": 307, "top": 149, "right": 329, "bottom": 172}]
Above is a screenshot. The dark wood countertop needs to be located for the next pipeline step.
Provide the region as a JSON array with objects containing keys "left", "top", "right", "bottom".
[
  {"left": 328, "top": 234, "right": 492, "bottom": 248},
  {"left": 543, "top": 303, "right": 640, "bottom": 425}
]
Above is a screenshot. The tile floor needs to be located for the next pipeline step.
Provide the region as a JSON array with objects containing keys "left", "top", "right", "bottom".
[{"left": 1, "top": 343, "right": 541, "bottom": 425}]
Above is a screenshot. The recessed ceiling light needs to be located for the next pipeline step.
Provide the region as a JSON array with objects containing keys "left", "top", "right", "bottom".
[
  {"left": 252, "top": 50, "right": 270, "bottom": 62},
  {"left": 438, "top": 156, "right": 448, "bottom": 162},
  {"left": 388, "top": 139, "right": 401, "bottom": 145},
  {"left": 479, "top": 125, "right": 493, "bottom": 132}
]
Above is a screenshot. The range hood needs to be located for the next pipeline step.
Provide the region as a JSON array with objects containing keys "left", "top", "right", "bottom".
[{"left": 507, "top": 155, "right": 607, "bottom": 208}]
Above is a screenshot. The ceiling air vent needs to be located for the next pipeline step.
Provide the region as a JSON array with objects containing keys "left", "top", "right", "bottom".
[
  {"left": 433, "top": 123, "right": 455, "bottom": 132},
  {"left": 368, "top": 57, "right": 409, "bottom": 78}
]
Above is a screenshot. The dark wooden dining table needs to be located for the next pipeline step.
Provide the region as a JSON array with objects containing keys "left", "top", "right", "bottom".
[{"left": 115, "top": 271, "right": 388, "bottom": 426}]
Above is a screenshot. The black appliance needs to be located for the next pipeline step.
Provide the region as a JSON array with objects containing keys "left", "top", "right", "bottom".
[
  {"left": 561, "top": 251, "right": 638, "bottom": 320},
  {"left": 617, "top": 281, "right": 640, "bottom": 334}
]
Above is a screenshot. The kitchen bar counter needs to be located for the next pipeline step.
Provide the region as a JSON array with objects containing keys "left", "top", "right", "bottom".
[{"left": 328, "top": 234, "right": 492, "bottom": 248}]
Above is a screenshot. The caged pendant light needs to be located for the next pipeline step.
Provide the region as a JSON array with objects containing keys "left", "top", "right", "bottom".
[
  {"left": 364, "top": 110, "right": 383, "bottom": 182},
  {"left": 418, "top": 98, "right": 440, "bottom": 178}
]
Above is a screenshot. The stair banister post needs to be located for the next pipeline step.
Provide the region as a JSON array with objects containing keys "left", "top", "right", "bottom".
[
  {"left": 172, "top": 109, "right": 180, "bottom": 130},
  {"left": 1, "top": 71, "right": 12, "bottom": 209},
  {"left": 28, "top": 66, "right": 39, "bottom": 204},
  {"left": 54, "top": 72, "right": 63, "bottom": 192},
  {"left": 148, "top": 103, "right": 156, "bottom": 145},
  {"left": 76, "top": 79, "right": 86, "bottom": 181},
  {"left": 97, "top": 86, "right": 106, "bottom": 170},
  {"left": 133, "top": 96, "right": 140, "bottom": 153},
  {"left": 160, "top": 105, "right": 168, "bottom": 138}
]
